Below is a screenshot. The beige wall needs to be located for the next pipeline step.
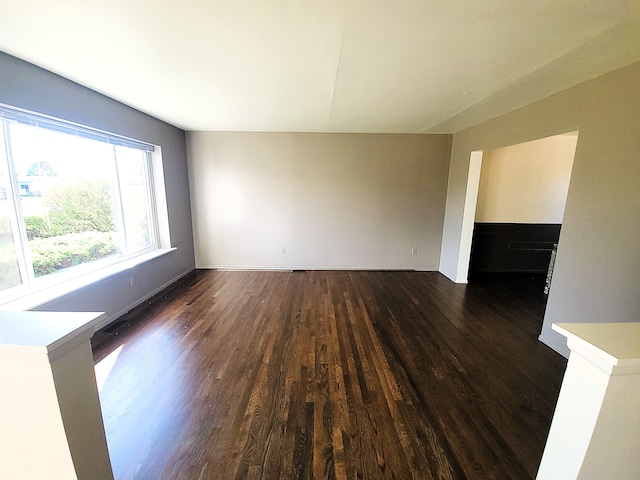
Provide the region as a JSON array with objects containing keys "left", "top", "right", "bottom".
[
  {"left": 476, "top": 134, "right": 577, "bottom": 223},
  {"left": 440, "top": 61, "right": 640, "bottom": 356},
  {"left": 187, "top": 132, "right": 451, "bottom": 270}
]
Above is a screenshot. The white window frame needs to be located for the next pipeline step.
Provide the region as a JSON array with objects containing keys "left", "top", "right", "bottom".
[{"left": 0, "top": 104, "right": 171, "bottom": 307}]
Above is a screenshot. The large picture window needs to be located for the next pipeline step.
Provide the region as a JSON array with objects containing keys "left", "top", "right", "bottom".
[{"left": 0, "top": 105, "right": 158, "bottom": 299}]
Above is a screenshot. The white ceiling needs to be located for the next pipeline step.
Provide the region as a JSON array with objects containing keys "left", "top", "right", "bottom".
[{"left": 1, "top": 1, "right": 640, "bottom": 133}]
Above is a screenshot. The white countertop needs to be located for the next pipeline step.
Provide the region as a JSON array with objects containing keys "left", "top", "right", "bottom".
[
  {"left": 553, "top": 322, "right": 640, "bottom": 376},
  {"left": 0, "top": 311, "right": 104, "bottom": 362}
]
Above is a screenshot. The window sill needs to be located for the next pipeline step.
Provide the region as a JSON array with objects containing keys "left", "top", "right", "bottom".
[{"left": 0, "top": 248, "right": 176, "bottom": 311}]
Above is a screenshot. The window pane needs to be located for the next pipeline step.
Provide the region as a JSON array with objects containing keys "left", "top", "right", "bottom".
[
  {"left": 9, "top": 123, "right": 119, "bottom": 277},
  {"left": 0, "top": 106, "right": 159, "bottom": 299},
  {"left": 115, "top": 146, "right": 154, "bottom": 253},
  {"left": 0, "top": 159, "right": 23, "bottom": 290}
]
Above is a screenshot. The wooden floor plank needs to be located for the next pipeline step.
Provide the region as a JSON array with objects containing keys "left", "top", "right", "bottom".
[{"left": 93, "top": 270, "right": 566, "bottom": 480}]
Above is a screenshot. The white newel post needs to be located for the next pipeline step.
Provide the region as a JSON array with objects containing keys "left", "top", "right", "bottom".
[
  {"left": 0, "top": 311, "right": 113, "bottom": 480},
  {"left": 537, "top": 322, "right": 640, "bottom": 480}
]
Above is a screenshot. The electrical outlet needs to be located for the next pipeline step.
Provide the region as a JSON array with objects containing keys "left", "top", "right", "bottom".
[
  {"left": 281, "top": 248, "right": 287, "bottom": 254},
  {"left": 411, "top": 247, "right": 417, "bottom": 255},
  {"left": 130, "top": 275, "right": 136, "bottom": 286}
]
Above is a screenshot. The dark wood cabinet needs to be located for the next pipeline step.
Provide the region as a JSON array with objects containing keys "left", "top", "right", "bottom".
[{"left": 470, "top": 222, "right": 561, "bottom": 273}]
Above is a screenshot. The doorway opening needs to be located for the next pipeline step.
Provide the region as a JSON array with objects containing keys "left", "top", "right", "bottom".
[{"left": 465, "top": 132, "right": 579, "bottom": 297}]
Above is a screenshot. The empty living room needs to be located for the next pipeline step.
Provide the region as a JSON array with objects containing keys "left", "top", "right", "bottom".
[{"left": 1, "top": 2, "right": 640, "bottom": 479}]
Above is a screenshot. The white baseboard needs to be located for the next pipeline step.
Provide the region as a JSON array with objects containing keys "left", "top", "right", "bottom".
[
  {"left": 92, "top": 267, "right": 196, "bottom": 332},
  {"left": 438, "top": 269, "right": 468, "bottom": 284},
  {"left": 197, "top": 264, "right": 435, "bottom": 271},
  {"left": 538, "top": 332, "right": 570, "bottom": 358}
]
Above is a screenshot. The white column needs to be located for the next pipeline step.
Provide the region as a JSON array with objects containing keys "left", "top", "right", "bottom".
[
  {"left": 537, "top": 322, "right": 640, "bottom": 479},
  {"left": 0, "top": 311, "right": 113, "bottom": 480}
]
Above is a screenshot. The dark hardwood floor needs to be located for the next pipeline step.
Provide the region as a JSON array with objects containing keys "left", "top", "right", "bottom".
[{"left": 92, "top": 270, "right": 566, "bottom": 480}]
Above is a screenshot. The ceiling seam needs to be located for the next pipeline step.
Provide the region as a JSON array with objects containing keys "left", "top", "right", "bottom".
[{"left": 328, "top": 35, "right": 344, "bottom": 119}]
